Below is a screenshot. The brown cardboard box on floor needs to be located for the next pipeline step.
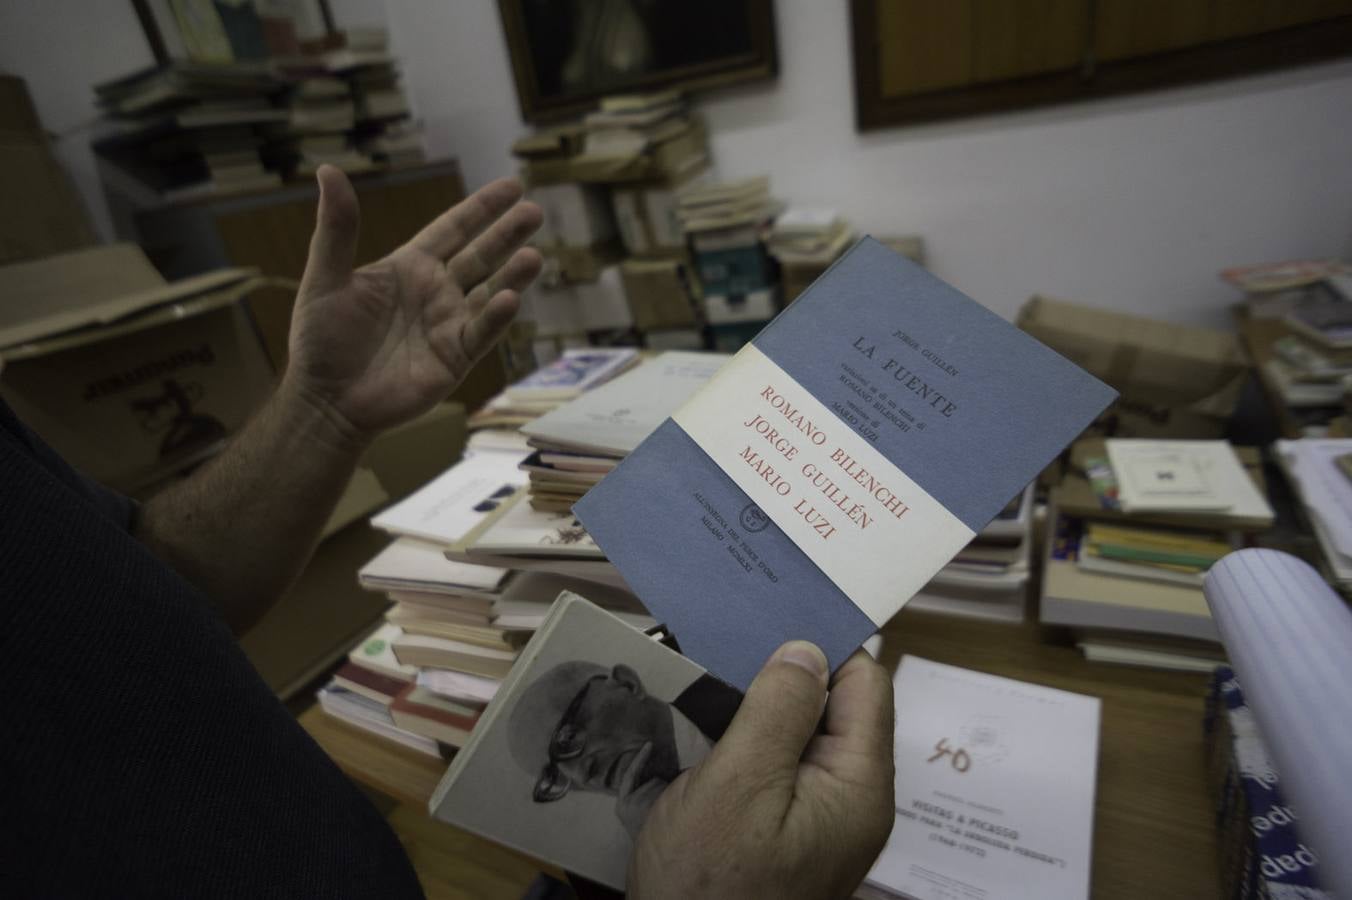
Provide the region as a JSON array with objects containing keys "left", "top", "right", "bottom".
[
  {"left": 0, "top": 244, "right": 277, "bottom": 492},
  {"left": 1017, "top": 295, "right": 1250, "bottom": 438},
  {"left": 0, "top": 75, "right": 96, "bottom": 264}
]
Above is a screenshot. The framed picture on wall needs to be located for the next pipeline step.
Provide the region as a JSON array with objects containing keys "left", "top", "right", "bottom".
[
  {"left": 499, "top": 0, "right": 778, "bottom": 122},
  {"left": 850, "top": 0, "right": 1352, "bottom": 132}
]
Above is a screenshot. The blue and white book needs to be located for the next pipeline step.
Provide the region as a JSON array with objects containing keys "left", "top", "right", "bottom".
[{"left": 575, "top": 238, "right": 1116, "bottom": 689}]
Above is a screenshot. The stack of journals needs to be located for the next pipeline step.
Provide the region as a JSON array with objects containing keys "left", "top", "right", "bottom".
[
  {"left": 1273, "top": 438, "right": 1352, "bottom": 593},
  {"left": 517, "top": 351, "right": 728, "bottom": 512},
  {"left": 1040, "top": 439, "right": 1274, "bottom": 671},
  {"left": 1203, "top": 667, "right": 1333, "bottom": 899},
  {"left": 466, "top": 347, "right": 638, "bottom": 431},
  {"left": 766, "top": 208, "right": 853, "bottom": 266},
  {"left": 905, "top": 485, "right": 1035, "bottom": 622}
]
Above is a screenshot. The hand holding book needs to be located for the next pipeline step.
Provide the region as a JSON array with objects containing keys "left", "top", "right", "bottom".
[{"left": 628, "top": 644, "right": 895, "bottom": 900}]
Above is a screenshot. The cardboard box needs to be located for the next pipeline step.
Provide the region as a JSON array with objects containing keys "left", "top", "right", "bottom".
[
  {"left": 529, "top": 182, "right": 617, "bottom": 248},
  {"left": 1017, "top": 295, "right": 1250, "bottom": 438},
  {"left": 0, "top": 245, "right": 276, "bottom": 492},
  {"left": 611, "top": 164, "right": 710, "bottom": 257},
  {"left": 704, "top": 287, "right": 780, "bottom": 325},
  {"left": 620, "top": 257, "right": 699, "bottom": 329},
  {"left": 0, "top": 75, "right": 96, "bottom": 265}
]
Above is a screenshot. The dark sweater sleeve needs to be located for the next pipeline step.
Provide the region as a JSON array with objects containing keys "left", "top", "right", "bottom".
[
  {"left": 0, "top": 400, "right": 425, "bottom": 899},
  {"left": 0, "top": 397, "right": 137, "bottom": 530}
]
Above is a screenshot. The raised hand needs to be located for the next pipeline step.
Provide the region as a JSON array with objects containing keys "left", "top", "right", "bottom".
[
  {"left": 628, "top": 644, "right": 896, "bottom": 899},
  {"left": 285, "top": 165, "right": 543, "bottom": 443}
]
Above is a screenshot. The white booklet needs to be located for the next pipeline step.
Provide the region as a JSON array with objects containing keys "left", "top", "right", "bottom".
[
  {"left": 371, "top": 451, "right": 528, "bottom": 545},
  {"left": 866, "top": 657, "right": 1101, "bottom": 900},
  {"left": 1107, "top": 439, "right": 1273, "bottom": 520}
]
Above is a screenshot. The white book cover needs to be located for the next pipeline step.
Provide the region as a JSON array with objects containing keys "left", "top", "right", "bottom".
[
  {"left": 491, "top": 571, "right": 653, "bottom": 631},
  {"left": 1275, "top": 438, "right": 1352, "bottom": 562},
  {"left": 867, "top": 656, "right": 1100, "bottom": 900},
  {"left": 371, "top": 452, "right": 528, "bottom": 545},
  {"left": 1107, "top": 439, "right": 1273, "bottom": 520},
  {"left": 468, "top": 493, "right": 605, "bottom": 559},
  {"left": 522, "top": 352, "right": 728, "bottom": 458},
  {"left": 359, "top": 537, "right": 510, "bottom": 592}
]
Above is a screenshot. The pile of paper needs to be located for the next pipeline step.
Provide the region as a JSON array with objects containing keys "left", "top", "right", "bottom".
[
  {"left": 765, "top": 208, "right": 854, "bottom": 266},
  {"left": 518, "top": 351, "right": 728, "bottom": 512},
  {"left": 905, "top": 485, "right": 1035, "bottom": 623},
  {"left": 1274, "top": 438, "right": 1352, "bottom": 592}
]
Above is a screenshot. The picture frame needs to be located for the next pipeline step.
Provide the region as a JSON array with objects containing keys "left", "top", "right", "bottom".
[
  {"left": 850, "top": 0, "right": 1352, "bottom": 132},
  {"left": 499, "top": 0, "right": 778, "bottom": 123}
]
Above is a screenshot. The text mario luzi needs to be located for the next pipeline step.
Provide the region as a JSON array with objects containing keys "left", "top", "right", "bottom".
[{"left": 736, "top": 386, "right": 913, "bottom": 541}]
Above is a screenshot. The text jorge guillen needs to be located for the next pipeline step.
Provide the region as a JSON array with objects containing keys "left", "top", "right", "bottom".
[{"left": 733, "top": 331, "right": 960, "bottom": 542}]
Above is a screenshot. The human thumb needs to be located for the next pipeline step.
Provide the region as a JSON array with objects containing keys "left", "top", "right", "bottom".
[
  {"left": 302, "top": 164, "right": 359, "bottom": 295},
  {"left": 706, "top": 641, "right": 828, "bottom": 794}
]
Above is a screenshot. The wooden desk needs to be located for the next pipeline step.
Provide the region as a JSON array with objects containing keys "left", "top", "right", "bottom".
[{"left": 301, "top": 608, "right": 1219, "bottom": 899}]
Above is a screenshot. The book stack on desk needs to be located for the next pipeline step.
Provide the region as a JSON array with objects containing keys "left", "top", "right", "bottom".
[
  {"left": 903, "top": 485, "right": 1035, "bottom": 623},
  {"left": 1040, "top": 439, "right": 1274, "bottom": 672},
  {"left": 466, "top": 347, "right": 639, "bottom": 431},
  {"left": 1203, "top": 667, "right": 1333, "bottom": 899},
  {"left": 1272, "top": 438, "right": 1352, "bottom": 594},
  {"left": 517, "top": 350, "right": 728, "bottom": 512}
]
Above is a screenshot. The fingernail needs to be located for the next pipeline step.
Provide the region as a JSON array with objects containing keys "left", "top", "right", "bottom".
[{"left": 775, "top": 641, "right": 828, "bottom": 682}]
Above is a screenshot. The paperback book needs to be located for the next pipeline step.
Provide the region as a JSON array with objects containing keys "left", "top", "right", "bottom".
[
  {"left": 429, "top": 593, "right": 742, "bottom": 890},
  {"left": 576, "top": 238, "right": 1116, "bottom": 688}
]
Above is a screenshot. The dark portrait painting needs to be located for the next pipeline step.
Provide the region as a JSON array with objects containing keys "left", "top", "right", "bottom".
[{"left": 500, "top": 0, "right": 777, "bottom": 121}]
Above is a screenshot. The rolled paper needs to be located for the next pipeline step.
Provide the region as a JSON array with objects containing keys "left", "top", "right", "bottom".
[{"left": 1204, "top": 548, "right": 1352, "bottom": 896}]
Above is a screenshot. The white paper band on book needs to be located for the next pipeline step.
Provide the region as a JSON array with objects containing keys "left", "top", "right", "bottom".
[
  {"left": 671, "top": 344, "right": 974, "bottom": 627},
  {"left": 1204, "top": 549, "right": 1352, "bottom": 898}
]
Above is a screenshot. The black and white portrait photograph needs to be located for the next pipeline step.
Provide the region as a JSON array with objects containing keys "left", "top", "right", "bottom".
[{"left": 429, "top": 593, "right": 741, "bottom": 890}]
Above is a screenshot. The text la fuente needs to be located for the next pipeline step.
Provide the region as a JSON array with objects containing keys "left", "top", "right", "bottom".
[
  {"left": 851, "top": 332, "right": 959, "bottom": 419},
  {"left": 740, "top": 383, "right": 911, "bottom": 541}
]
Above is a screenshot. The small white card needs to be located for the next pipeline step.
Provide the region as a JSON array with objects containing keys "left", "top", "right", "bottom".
[{"left": 867, "top": 657, "right": 1101, "bottom": 900}]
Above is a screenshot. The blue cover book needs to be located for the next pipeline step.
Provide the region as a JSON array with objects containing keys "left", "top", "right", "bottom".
[{"left": 575, "top": 238, "right": 1116, "bottom": 689}]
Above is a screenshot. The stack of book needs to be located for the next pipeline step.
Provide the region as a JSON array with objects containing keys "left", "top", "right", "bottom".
[
  {"left": 765, "top": 208, "right": 853, "bottom": 303},
  {"left": 905, "top": 485, "right": 1034, "bottom": 622},
  {"left": 92, "top": 62, "right": 287, "bottom": 203},
  {"left": 1203, "top": 667, "right": 1333, "bottom": 898},
  {"left": 267, "top": 75, "right": 369, "bottom": 176},
  {"left": 679, "top": 177, "right": 783, "bottom": 351},
  {"left": 317, "top": 431, "right": 651, "bottom": 753},
  {"left": 466, "top": 346, "right": 639, "bottom": 432},
  {"left": 517, "top": 351, "right": 728, "bottom": 512},
  {"left": 1273, "top": 438, "right": 1352, "bottom": 593},
  {"left": 582, "top": 90, "right": 687, "bottom": 160},
  {"left": 1040, "top": 438, "right": 1274, "bottom": 671}
]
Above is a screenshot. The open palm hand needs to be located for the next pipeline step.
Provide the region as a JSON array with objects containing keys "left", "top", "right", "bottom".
[{"left": 285, "top": 165, "right": 543, "bottom": 442}]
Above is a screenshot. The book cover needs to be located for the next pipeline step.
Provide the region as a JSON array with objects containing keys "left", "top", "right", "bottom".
[
  {"left": 866, "top": 657, "right": 1101, "bottom": 900},
  {"left": 429, "top": 593, "right": 742, "bottom": 891},
  {"left": 575, "top": 238, "right": 1116, "bottom": 688},
  {"left": 371, "top": 452, "right": 527, "bottom": 545},
  {"left": 507, "top": 347, "right": 639, "bottom": 401},
  {"left": 521, "top": 351, "right": 729, "bottom": 457}
]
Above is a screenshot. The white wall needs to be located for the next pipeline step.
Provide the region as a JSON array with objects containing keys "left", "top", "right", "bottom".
[
  {"left": 388, "top": 0, "right": 1352, "bottom": 327},
  {"left": 5, "top": 1, "right": 1351, "bottom": 327},
  {"left": 0, "top": 2, "right": 157, "bottom": 240}
]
